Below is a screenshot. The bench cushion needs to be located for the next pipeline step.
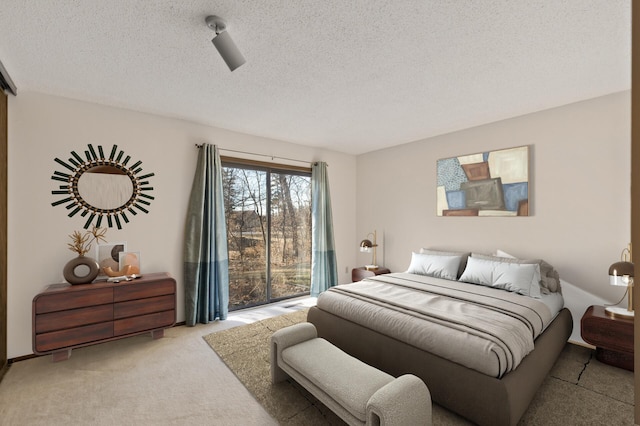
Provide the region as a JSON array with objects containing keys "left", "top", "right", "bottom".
[{"left": 282, "top": 337, "right": 394, "bottom": 421}]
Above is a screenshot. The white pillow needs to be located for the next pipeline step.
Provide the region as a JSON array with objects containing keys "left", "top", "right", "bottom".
[
  {"left": 459, "top": 257, "right": 542, "bottom": 298},
  {"left": 419, "top": 248, "right": 470, "bottom": 278},
  {"left": 406, "top": 252, "right": 461, "bottom": 281},
  {"left": 482, "top": 251, "right": 559, "bottom": 294}
]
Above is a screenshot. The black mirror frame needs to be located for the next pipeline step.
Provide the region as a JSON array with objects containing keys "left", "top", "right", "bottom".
[{"left": 51, "top": 144, "right": 155, "bottom": 229}]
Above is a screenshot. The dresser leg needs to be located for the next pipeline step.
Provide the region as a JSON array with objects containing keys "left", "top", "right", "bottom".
[
  {"left": 51, "top": 349, "right": 71, "bottom": 362},
  {"left": 151, "top": 329, "right": 164, "bottom": 339}
]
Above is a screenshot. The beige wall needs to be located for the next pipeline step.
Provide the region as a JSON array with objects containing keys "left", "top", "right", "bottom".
[
  {"left": 356, "top": 92, "right": 630, "bottom": 319},
  {"left": 7, "top": 92, "right": 357, "bottom": 358},
  {"left": 7, "top": 90, "right": 629, "bottom": 357}
]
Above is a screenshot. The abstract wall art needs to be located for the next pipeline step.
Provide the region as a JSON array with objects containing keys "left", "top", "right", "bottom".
[{"left": 437, "top": 145, "right": 529, "bottom": 217}]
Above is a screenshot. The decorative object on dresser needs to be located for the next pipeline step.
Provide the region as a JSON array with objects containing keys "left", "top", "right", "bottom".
[
  {"left": 96, "top": 241, "right": 127, "bottom": 277},
  {"left": 606, "top": 243, "right": 634, "bottom": 318},
  {"left": 33, "top": 272, "right": 176, "bottom": 362},
  {"left": 580, "top": 305, "right": 633, "bottom": 371},
  {"left": 63, "top": 227, "right": 107, "bottom": 285},
  {"left": 119, "top": 251, "right": 141, "bottom": 274},
  {"left": 359, "top": 229, "right": 380, "bottom": 270},
  {"left": 51, "top": 144, "right": 155, "bottom": 230},
  {"left": 352, "top": 266, "right": 390, "bottom": 282}
]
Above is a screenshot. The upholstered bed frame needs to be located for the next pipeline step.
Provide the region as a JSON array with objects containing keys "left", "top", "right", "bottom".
[{"left": 307, "top": 305, "right": 573, "bottom": 426}]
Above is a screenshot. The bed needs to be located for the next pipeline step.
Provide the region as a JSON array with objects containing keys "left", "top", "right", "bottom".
[{"left": 307, "top": 250, "right": 573, "bottom": 426}]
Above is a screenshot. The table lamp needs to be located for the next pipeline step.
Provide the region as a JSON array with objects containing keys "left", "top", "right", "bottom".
[
  {"left": 606, "top": 243, "right": 634, "bottom": 318},
  {"left": 360, "top": 230, "right": 378, "bottom": 271}
]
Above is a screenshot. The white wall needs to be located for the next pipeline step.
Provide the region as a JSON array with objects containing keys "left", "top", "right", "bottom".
[
  {"left": 7, "top": 92, "right": 357, "bottom": 358},
  {"left": 355, "top": 92, "right": 631, "bottom": 342},
  {"left": 8, "top": 91, "right": 629, "bottom": 357}
]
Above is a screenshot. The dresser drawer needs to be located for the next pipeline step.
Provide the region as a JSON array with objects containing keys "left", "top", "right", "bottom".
[
  {"left": 114, "top": 310, "right": 175, "bottom": 336},
  {"left": 114, "top": 294, "right": 175, "bottom": 319},
  {"left": 113, "top": 279, "right": 175, "bottom": 302},
  {"left": 581, "top": 306, "right": 634, "bottom": 353},
  {"left": 35, "top": 304, "right": 113, "bottom": 333},
  {"left": 34, "top": 288, "right": 113, "bottom": 314},
  {"left": 35, "top": 322, "right": 114, "bottom": 353}
]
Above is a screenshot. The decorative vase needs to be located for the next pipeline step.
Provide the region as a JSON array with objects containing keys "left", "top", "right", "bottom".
[{"left": 63, "top": 255, "right": 100, "bottom": 285}]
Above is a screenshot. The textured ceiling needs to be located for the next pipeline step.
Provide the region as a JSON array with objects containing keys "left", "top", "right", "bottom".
[{"left": 0, "top": 1, "right": 631, "bottom": 155}]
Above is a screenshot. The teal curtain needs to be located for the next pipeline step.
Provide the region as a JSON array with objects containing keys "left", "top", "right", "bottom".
[
  {"left": 311, "top": 162, "right": 338, "bottom": 296},
  {"left": 184, "top": 144, "right": 229, "bottom": 325}
]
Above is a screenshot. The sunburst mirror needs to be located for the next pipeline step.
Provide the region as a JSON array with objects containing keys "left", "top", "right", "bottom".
[{"left": 51, "top": 144, "right": 155, "bottom": 229}]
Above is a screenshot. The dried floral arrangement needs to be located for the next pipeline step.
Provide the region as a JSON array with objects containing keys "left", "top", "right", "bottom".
[{"left": 67, "top": 226, "right": 108, "bottom": 256}]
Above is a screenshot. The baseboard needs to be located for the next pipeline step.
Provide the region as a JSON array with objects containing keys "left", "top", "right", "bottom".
[
  {"left": 8, "top": 353, "right": 38, "bottom": 364},
  {"left": 568, "top": 339, "right": 595, "bottom": 350}
]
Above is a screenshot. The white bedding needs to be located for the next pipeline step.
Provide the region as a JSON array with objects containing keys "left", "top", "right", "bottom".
[
  {"left": 316, "top": 272, "right": 562, "bottom": 378},
  {"left": 539, "top": 291, "right": 564, "bottom": 319}
]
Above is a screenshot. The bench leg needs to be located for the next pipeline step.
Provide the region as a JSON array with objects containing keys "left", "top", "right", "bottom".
[{"left": 270, "top": 340, "right": 290, "bottom": 384}]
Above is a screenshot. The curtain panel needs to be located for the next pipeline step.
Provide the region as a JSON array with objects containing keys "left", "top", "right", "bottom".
[
  {"left": 311, "top": 162, "right": 338, "bottom": 296},
  {"left": 184, "top": 144, "right": 229, "bottom": 325}
]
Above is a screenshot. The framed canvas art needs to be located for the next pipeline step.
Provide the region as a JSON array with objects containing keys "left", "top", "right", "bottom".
[
  {"left": 95, "top": 241, "right": 127, "bottom": 276},
  {"left": 437, "top": 146, "right": 529, "bottom": 217}
]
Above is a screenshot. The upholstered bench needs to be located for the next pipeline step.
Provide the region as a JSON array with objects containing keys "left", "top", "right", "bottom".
[{"left": 270, "top": 322, "right": 432, "bottom": 426}]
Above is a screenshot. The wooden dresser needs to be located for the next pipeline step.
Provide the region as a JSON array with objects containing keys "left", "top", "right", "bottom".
[{"left": 33, "top": 272, "right": 176, "bottom": 361}]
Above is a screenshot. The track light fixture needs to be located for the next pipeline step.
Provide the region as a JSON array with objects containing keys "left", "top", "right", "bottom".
[{"left": 206, "top": 15, "right": 246, "bottom": 72}]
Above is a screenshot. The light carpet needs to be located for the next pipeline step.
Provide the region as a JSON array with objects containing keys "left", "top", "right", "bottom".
[
  {"left": 0, "top": 322, "right": 278, "bottom": 426},
  {"left": 204, "top": 309, "right": 635, "bottom": 425}
]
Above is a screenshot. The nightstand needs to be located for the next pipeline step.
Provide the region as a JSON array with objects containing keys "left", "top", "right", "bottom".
[
  {"left": 351, "top": 267, "right": 391, "bottom": 282},
  {"left": 580, "top": 305, "right": 634, "bottom": 371}
]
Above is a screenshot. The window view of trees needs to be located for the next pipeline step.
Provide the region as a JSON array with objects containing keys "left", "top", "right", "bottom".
[{"left": 222, "top": 161, "right": 311, "bottom": 310}]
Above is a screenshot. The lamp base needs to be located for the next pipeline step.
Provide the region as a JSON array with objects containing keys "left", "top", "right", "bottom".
[
  {"left": 605, "top": 306, "right": 635, "bottom": 319},
  {"left": 365, "top": 265, "right": 379, "bottom": 271}
]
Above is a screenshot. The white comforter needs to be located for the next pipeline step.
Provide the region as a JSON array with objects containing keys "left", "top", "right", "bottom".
[{"left": 316, "top": 273, "right": 556, "bottom": 378}]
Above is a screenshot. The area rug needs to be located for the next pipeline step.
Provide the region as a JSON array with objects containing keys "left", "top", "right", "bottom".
[
  {"left": 203, "top": 309, "right": 346, "bottom": 425},
  {"left": 204, "top": 310, "right": 634, "bottom": 425}
]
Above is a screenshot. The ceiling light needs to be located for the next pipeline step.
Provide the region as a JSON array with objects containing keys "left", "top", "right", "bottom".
[{"left": 206, "top": 15, "right": 246, "bottom": 72}]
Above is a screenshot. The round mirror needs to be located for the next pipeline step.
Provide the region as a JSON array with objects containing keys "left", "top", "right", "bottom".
[
  {"left": 77, "top": 166, "right": 134, "bottom": 210},
  {"left": 51, "top": 144, "right": 155, "bottom": 229}
]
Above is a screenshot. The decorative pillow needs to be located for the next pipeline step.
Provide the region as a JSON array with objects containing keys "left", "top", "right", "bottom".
[
  {"left": 539, "top": 260, "right": 561, "bottom": 294},
  {"left": 406, "top": 252, "right": 462, "bottom": 281},
  {"left": 419, "top": 248, "right": 470, "bottom": 279},
  {"left": 459, "top": 256, "right": 542, "bottom": 298},
  {"left": 476, "top": 252, "right": 561, "bottom": 294}
]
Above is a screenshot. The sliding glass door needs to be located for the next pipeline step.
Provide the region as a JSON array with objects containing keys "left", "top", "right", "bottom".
[{"left": 222, "top": 159, "right": 311, "bottom": 310}]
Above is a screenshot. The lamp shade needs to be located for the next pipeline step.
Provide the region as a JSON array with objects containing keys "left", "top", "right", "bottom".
[
  {"left": 359, "top": 231, "right": 379, "bottom": 269},
  {"left": 212, "top": 31, "right": 246, "bottom": 71},
  {"left": 609, "top": 261, "right": 634, "bottom": 286},
  {"left": 360, "top": 239, "right": 373, "bottom": 252}
]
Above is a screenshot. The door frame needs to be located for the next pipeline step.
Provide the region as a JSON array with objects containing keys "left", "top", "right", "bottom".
[{"left": 0, "top": 90, "right": 7, "bottom": 380}]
